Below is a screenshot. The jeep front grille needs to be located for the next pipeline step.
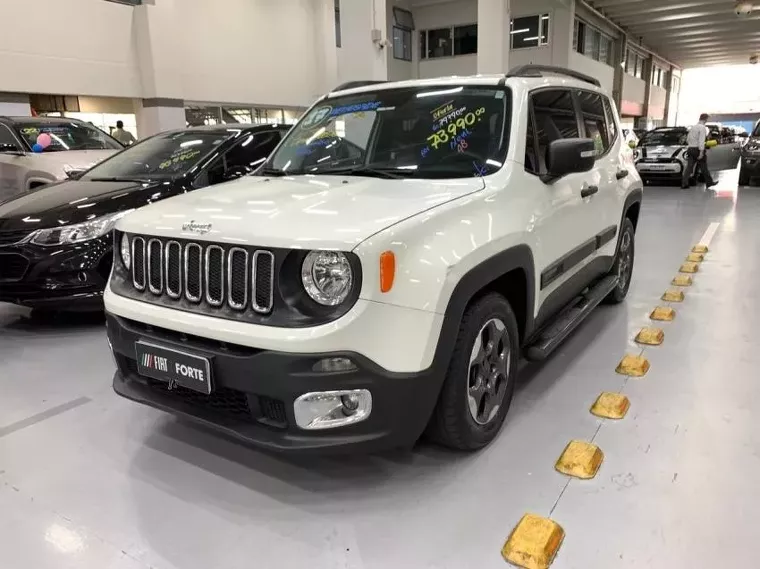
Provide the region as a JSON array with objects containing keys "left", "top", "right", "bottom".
[{"left": 129, "top": 237, "right": 274, "bottom": 314}]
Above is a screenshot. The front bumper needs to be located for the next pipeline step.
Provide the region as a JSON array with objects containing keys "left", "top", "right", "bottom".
[
  {"left": 635, "top": 160, "right": 683, "bottom": 178},
  {"left": 0, "top": 237, "right": 111, "bottom": 310},
  {"left": 107, "top": 314, "right": 443, "bottom": 454}
]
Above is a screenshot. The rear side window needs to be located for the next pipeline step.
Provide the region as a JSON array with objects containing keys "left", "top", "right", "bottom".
[
  {"left": 576, "top": 90, "right": 610, "bottom": 155},
  {"left": 601, "top": 97, "right": 619, "bottom": 147}
]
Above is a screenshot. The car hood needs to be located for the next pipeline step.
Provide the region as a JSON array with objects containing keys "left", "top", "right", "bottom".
[
  {"left": 0, "top": 179, "right": 166, "bottom": 231},
  {"left": 639, "top": 144, "right": 684, "bottom": 158},
  {"left": 34, "top": 149, "right": 119, "bottom": 180},
  {"left": 117, "top": 174, "right": 486, "bottom": 250}
]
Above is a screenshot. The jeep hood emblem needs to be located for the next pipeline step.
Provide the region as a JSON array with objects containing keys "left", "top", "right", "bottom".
[{"left": 182, "top": 220, "right": 212, "bottom": 235}]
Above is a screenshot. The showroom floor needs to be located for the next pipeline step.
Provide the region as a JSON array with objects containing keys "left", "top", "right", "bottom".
[{"left": 0, "top": 171, "right": 756, "bottom": 569}]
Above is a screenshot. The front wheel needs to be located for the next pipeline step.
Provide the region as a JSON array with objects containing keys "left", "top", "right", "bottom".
[
  {"left": 427, "top": 293, "right": 519, "bottom": 451},
  {"left": 604, "top": 217, "right": 635, "bottom": 304}
]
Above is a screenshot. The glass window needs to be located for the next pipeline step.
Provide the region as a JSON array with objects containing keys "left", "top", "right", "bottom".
[
  {"left": 205, "top": 130, "right": 284, "bottom": 186},
  {"left": 573, "top": 19, "right": 581, "bottom": 51},
  {"left": 530, "top": 89, "right": 579, "bottom": 174},
  {"left": 639, "top": 128, "right": 688, "bottom": 146},
  {"left": 426, "top": 28, "right": 453, "bottom": 58},
  {"left": 335, "top": 0, "right": 341, "bottom": 47},
  {"left": 0, "top": 124, "right": 19, "bottom": 148},
  {"left": 393, "top": 7, "right": 414, "bottom": 30},
  {"left": 602, "top": 97, "right": 619, "bottom": 147},
  {"left": 14, "top": 120, "right": 122, "bottom": 152},
  {"left": 599, "top": 36, "right": 610, "bottom": 65},
  {"left": 82, "top": 130, "right": 230, "bottom": 181},
  {"left": 454, "top": 24, "right": 478, "bottom": 55},
  {"left": 266, "top": 86, "right": 512, "bottom": 179},
  {"left": 511, "top": 15, "right": 550, "bottom": 49},
  {"left": 577, "top": 90, "right": 609, "bottom": 155},
  {"left": 393, "top": 27, "right": 412, "bottom": 61}
]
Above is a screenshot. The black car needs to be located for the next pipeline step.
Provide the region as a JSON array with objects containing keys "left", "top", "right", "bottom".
[
  {"left": 739, "top": 120, "right": 760, "bottom": 186},
  {"left": 0, "top": 123, "right": 290, "bottom": 311}
]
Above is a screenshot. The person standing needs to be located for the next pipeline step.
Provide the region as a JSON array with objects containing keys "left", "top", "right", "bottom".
[
  {"left": 112, "top": 120, "right": 136, "bottom": 146},
  {"left": 682, "top": 113, "right": 717, "bottom": 189}
]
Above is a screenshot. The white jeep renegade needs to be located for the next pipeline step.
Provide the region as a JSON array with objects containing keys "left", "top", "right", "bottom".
[{"left": 105, "top": 66, "right": 643, "bottom": 453}]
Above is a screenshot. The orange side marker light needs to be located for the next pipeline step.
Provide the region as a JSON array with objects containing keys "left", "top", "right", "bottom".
[{"left": 380, "top": 251, "right": 395, "bottom": 293}]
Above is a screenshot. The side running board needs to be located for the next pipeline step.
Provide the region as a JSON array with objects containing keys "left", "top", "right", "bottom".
[{"left": 525, "top": 275, "right": 619, "bottom": 361}]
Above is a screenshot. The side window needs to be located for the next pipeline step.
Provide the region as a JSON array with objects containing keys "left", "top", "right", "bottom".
[
  {"left": 576, "top": 90, "right": 609, "bottom": 155},
  {"left": 203, "top": 131, "right": 284, "bottom": 187},
  {"left": 0, "top": 125, "right": 19, "bottom": 148},
  {"left": 601, "top": 97, "right": 619, "bottom": 147},
  {"left": 529, "top": 89, "right": 580, "bottom": 175}
]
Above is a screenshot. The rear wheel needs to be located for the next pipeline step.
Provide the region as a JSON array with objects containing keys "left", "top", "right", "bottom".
[
  {"left": 428, "top": 293, "right": 519, "bottom": 451},
  {"left": 604, "top": 217, "right": 635, "bottom": 304}
]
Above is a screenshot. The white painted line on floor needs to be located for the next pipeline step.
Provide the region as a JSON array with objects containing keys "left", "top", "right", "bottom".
[
  {"left": 0, "top": 397, "right": 92, "bottom": 438},
  {"left": 699, "top": 222, "right": 720, "bottom": 248}
]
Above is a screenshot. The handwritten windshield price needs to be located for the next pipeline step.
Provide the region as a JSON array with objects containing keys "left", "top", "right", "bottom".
[{"left": 426, "top": 107, "right": 485, "bottom": 150}]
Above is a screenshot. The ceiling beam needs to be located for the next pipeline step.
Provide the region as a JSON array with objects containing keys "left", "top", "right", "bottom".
[
  {"left": 649, "top": 35, "right": 760, "bottom": 48},
  {"left": 589, "top": 0, "right": 647, "bottom": 7},
  {"left": 638, "top": 22, "right": 760, "bottom": 39},
  {"left": 601, "top": 0, "right": 735, "bottom": 17},
  {"left": 624, "top": 14, "right": 760, "bottom": 32},
  {"left": 614, "top": 8, "right": 741, "bottom": 25}
]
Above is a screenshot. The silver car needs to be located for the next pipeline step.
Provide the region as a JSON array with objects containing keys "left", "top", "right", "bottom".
[
  {"left": 0, "top": 117, "right": 123, "bottom": 203},
  {"left": 634, "top": 127, "right": 741, "bottom": 185}
]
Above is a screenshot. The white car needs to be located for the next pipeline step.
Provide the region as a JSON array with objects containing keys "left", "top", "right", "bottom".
[
  {"left": 0, "top": 116, "right": 122, "bottom": 203},
  {"left": 104, "top": 65, "right": 643, "bottom": 453}
]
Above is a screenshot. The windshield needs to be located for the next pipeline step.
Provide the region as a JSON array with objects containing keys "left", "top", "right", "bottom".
[
  {"left": 753, "top": 122, "right": 760, "bottom": 137},
  {"left": 639, "top": 130, "right": 686, "bottom": 146},
  {"left": 266, "top": 85, "right": 511, "bottom": 178},
  {"left": 15, "top": 121, "right": 123, "bottom": 152},
  {"left": 82, "top": 131, "right": 230, "bottom": 181}
]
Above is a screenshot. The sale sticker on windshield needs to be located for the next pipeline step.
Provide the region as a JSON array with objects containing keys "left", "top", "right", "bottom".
[
  {"left": 424, "top": 106, "right": 486, "bottom": 155},
  {"left": 159, "top": 149, "right": 201, "bottom": 170}
]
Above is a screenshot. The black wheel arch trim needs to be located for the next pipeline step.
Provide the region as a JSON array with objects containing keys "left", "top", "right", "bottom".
[
  {"left": 430, "top": 244, "right": 535, "bottom": 376},
  {"left": 616, "top": 188, "right": 643, "bottom": 256}
]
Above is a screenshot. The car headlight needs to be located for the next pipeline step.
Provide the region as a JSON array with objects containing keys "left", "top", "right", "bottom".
[
  {"left": 633, "top": 150, "right": 640, "bottom": 160},
  {"left": 30, "top": 210, "right": 133, "bottom": 247},
  {"left": 745, "top": 144, "right": 760, "bottom": 154},
  {"left": 301, "top": 250, "right": 353, "bottom": 306},
  {"left": 120, "top": 233, "right": 131, "bottom": 270}
]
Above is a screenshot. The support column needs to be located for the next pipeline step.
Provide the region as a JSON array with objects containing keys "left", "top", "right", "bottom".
[
  {"left": 477, "top": 0, "right": 510, "bottom": 74},
  {"left": 316, "top": 0, "right": 340, "bottom": 97},
  {"left": 642, "top": 57, "right": 652, "bottom": 130},
  {"left": 135, "top": 98, "right": 185, "bottom": 138},
  {"left": 0, "top": 92, "right": 31, "bottom": 116},
  {"left": 336, "top": 0, "right": 388, "bottom": 85},
  {"left": 612, "top": 36, "right": 627, "bottom": 112},
  {"left": 133, "top": 0, "right": 186, "bottom": 136}
]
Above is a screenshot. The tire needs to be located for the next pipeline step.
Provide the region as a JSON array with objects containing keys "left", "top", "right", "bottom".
[
  {"left": 604, "top": 217, "right": 635, "bottom": 304},
  {"left": 739, "top": 167, "right": 750, "bottom": 186},
  {"left": 428, "top": 293, "right": 519, "bottom": 451}
]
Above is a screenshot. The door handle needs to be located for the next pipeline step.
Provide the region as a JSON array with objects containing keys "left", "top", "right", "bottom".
[
  {"left": 581, "top": 185, "right": 599, "bottom": 198},
  {"left": 616, "top": 169, "right": 629, "bottom": 180}
]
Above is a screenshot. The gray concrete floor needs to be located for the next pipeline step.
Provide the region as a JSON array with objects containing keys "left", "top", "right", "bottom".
[{"left": 0, "top": 171, "right": 755, "bottom": 569}]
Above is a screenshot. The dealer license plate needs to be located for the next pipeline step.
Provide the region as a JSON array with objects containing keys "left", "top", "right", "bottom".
[{"left": 135, "top": 341, "right": 212, "bottom": 394}]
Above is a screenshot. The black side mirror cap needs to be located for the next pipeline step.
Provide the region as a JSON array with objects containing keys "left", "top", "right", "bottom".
[{"left": 541, "top": 138, "right": 596, "bottom": 183}]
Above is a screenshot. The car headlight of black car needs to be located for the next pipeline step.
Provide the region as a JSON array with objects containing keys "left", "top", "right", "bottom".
[
  {"left": 744, "top": 143, "right": 760, "bottom": 155},
  {"left": 30, "top": 210, "right": 133, "bottom": 246},
  {"left": 301, "top": 250, "right": 354, "bottom": 306}
]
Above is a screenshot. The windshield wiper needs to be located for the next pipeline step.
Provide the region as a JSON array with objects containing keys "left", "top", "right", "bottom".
[
  {"left": 88, "top": 177, "right": 155, "bottom": 183},
  {"left": 319, "top": 166, "right": 407, "bottom": 180},
  {"left": 259, "top": 167, "right": 287, "bottom": 177}
]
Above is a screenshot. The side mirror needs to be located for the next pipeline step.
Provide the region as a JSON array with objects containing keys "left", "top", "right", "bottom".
[
  {"left": 705, "top": 139, "right": 718, "bottom": 149},
  {"left": 65, "top": 169, "right": 85, "bottom": 180},
  {"left": 223, "top": 165, "right": 249, "bottom": 181},
  {"left": 0, "top": 143, "right": 22, "bottom": 154},
  {"left": 628, "top": 140, "right": 637, "bottom": 149},
  {"left": 738, "top": 132, "right": 749, "bottom": 138},
  {"left": 542, "top": 138, "right": 596, "bottom": 183}
]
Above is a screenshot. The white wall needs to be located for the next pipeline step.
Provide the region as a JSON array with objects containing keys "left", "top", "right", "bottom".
[
  {"left": 648, "top": 85, "right": 667, "bottom": 120},
  {"left": 0, "top": 0, "right": 325, "bottom": 108},
  {"left": 569, "top": 52, "right": 615, "bottom": 93},
  {"left": 387, "top": 0, "right": 415, "bottom": 81},
  {"left": 622, "top": 76, "right": 646, "bottom": 106},
  {"left": 0, "top": 0, "right": 141, "bottom": 98}
]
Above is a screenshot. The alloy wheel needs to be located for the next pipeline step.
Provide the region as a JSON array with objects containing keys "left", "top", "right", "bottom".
[
  {"left": 617, "top": 230, "right": 633, "bottom": 292},
  {"left": 467, "top": 318, "right": 510, "bottom": 425}
]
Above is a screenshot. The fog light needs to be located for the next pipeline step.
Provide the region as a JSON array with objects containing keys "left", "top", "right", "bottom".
[
  {"left": 294, "top": 389, "right": 372, "bottom": 430},
  {"left": 312, "top": 357, "right": 356, "bottom": 373}
]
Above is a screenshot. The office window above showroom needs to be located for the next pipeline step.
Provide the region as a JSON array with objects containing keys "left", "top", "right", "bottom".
[
  {"left": 573, "top": 19, "right": 614, "bottom": 66},
  {"left": 393, "top": 7, "right": 414, "bottom": 61},
  {"left": 510, "top": 14, "right": 550, "bottom": 49},
  {"left": 420, "top": 24, "right": 478, "bottom": 59}
]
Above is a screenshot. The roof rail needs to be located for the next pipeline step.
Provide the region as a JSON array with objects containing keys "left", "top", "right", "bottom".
[
  {"left": 331, "top": 80, "right": 388, "bottom": 93},
  {"left": 506, "top": 65, "right": 601, "bottom": 88}
]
